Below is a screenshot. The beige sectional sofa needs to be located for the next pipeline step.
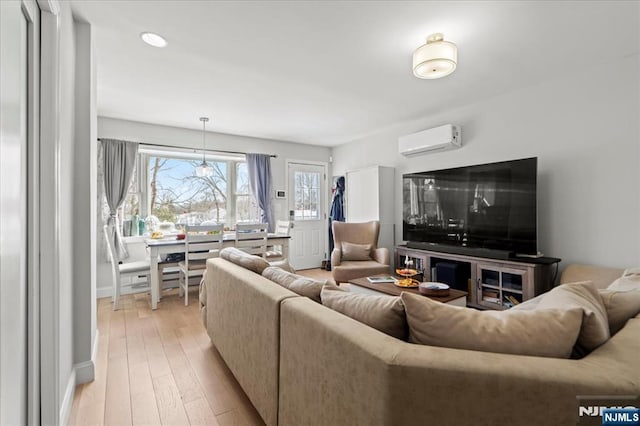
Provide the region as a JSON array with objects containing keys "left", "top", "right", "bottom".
[{"left": 204, "top": 258, "right": 640, "bottom": 425}]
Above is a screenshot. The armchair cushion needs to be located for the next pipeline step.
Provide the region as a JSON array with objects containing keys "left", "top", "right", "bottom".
[
  {"left": 332, "top": 261, "right": 390, "bottom": 283},
  {"left": 341, "top": 242, "right": 372, "bottom": 261}
]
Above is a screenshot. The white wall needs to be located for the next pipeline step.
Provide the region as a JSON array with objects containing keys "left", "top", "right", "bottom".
[
  {"left": 96, "top": 117, "right": 331, "bottom": 292},
  {"left": 332, "top": 55, "right": 640, "bottom": 270}
]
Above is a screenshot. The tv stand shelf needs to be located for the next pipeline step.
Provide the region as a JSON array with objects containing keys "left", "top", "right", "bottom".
[{"left": 395, "top": 245, "right": 560, "bottom": 310}]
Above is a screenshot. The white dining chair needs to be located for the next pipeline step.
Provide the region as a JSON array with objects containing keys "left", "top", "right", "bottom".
[
  {"left": 103, "top": 224, "right": 151, "bottom": 310},
  {"left": 178, "top": 224, "right": 224, "bottom": 306},
  {"left": 235, "top": 223, "right": 269, "bottom": 257},
  {"left": 265, "top": 220, "right": 291, "bottom": 261}
]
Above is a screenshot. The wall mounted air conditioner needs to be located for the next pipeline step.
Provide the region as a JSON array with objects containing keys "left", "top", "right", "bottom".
[{"left": 398, "top": 124, "right": 462, "bottom": 157}]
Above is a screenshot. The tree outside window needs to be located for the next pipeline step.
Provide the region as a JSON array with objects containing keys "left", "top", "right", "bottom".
[{"left": 118, "top": 148, "right": 259, "bottom": 233}]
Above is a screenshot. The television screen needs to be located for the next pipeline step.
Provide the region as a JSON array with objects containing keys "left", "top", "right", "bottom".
[{"left": 403, "top": 157, "right": 537, "bottom": 255}]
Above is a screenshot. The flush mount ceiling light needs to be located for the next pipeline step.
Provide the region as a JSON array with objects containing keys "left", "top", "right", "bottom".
[
  {"left": 412, "top": 33, "right": 457, "bottom": 79},
  {"left": 196, "top": 117, "right": 213, "bottom": 177},
  {"left": 140, "top": 32, "right": 167, "bottom": 48}
]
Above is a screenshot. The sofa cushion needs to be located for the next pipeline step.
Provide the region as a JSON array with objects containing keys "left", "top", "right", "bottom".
[
  {"left": 341, "top": 242, "right": 372, "bottom": 261},
  {"left": 320, "top": 283, "right": 407, "bottom": 340},
  {"left": 220, "top": 247, "right": 270, "bottom": 274},
  {"left": 599, "top": 289, "right": 640, "bottom": 334},
  {"left": 536, "top": 281, "right": 610, "bottom": 352},
  {"left": 608, "top": 272, "right": 640, "bottom": 291},
  {"left": 262, "top": 266, "right": 325, "bottom": 303},
  {"left": 401, "top": 292, "right": 583, "bottom": 358}
]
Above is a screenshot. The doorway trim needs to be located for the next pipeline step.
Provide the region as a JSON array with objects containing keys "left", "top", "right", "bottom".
[{"left": 38, "top": 0, "right": 62, "bottom": 424}]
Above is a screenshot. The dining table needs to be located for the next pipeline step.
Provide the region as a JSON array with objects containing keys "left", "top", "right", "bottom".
[{"left": 146, "top": 233, "right": 291, "bottom": 309}]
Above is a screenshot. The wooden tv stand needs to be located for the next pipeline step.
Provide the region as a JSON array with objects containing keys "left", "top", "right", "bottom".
[{"left": 395, "top": 245, "right": 561, "bottom": 310}]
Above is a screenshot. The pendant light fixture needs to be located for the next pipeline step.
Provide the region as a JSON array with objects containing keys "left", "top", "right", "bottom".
[
  {"left": 412, "top": 33, "right": 457, "bottom": 79},
  {"left": 195, "top": 117, "right": 213, "bottom": 177}
]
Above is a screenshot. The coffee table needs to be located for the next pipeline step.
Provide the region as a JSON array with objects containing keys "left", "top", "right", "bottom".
[{"left": 348, "top": 275, "right": 468, "bottom": 307}]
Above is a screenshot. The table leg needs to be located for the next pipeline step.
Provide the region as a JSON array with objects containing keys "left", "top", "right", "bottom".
[
  {"left": 282, "top": 239, "right": 289, "bottom": 261},
  {"left": 149, "top": 247, "right": 159, "bottom": 310}
]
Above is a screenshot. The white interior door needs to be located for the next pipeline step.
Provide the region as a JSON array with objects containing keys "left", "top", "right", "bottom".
[
  {"left": 287, "top": 162, "right": 326, "bottom": 270},
  {"left": 0, "top": 1, "right": 29, "bottom": 424}
]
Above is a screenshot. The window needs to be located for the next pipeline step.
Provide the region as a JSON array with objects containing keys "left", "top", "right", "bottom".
[
  {"left": 293, "top": 171, "right": 320, "bottom": 220},
  {"left": 118, "top": 147, "right": 260, "bottom": 233},
  {"left": 234, "top": 162, "right": 259, "bottom": 223}
]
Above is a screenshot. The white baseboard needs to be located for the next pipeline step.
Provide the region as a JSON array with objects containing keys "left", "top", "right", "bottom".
[
  {"left": 59, "top": 368, "right": 76, "bottom": 426},
  {"left": 75, "top": 330, "right": 99, "bottom": 385}
]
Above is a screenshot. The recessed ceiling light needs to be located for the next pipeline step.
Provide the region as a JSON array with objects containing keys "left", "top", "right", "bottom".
[{"left": 140, "top": 32, "right": 167, "bottom": 48}]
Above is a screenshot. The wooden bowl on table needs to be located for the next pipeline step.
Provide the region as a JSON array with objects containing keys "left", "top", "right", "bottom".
[{"left": 418, "top": 282, "right": 450, "bottom": 297}]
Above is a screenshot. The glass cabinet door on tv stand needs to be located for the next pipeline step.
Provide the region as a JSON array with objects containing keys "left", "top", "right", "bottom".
[{"left": 476, "top": 264, "right": 530, "bottom": 310}]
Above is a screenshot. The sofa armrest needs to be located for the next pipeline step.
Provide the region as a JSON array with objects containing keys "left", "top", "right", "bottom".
[
  {"left": 389, "top": 323, "right": 640, "bottom": 425},
  {"left": 279, "top": 298, "right": 401, "bottom": 425},
  {"left": 331, "top": 248, "right": 342, "bottom": 267},
  {"left": 206, "top": 258, "right": 299, "bottom": 426},
  {"left": 279, "top": 297, "right": 640, "bottom": 426},
  {"left": 372, "top": 247, "right": 389, "bottom": 265}
]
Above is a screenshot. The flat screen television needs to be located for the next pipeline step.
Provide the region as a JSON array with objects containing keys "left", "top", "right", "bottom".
[{"left": 403, "top": 157, "right": 537, "bottom": 256}]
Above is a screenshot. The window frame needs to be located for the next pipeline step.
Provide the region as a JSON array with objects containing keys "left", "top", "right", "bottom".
[{"left": 119, "top": 146, "right": 258, "bottom": 230}]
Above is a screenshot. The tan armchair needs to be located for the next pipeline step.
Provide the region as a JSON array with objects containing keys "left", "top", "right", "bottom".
[{"left": 331, "top": 221, "right": 390, "bottom": 283}]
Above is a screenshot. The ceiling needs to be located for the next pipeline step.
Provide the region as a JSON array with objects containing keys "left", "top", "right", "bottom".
[{"left": 71, "top": 1, "right": 639, "bottom": 146}]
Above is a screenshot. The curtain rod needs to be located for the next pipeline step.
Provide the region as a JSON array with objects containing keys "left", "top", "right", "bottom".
[{"left": 97, "top": 138, "right": 277, "bottom": 158}]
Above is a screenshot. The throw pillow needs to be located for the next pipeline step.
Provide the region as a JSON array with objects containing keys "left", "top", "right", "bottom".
[
  {"left": 623, "top": 267, "right": 640, "bottom": 276},
  {"left": 219, "top": 247, "right": 270, "bottom": 274},
  {"left": 262, "top": 266, "right": 325, "bottom": 303},
  {"left": 510, "top": 293, "right": 542, "bottom": 311},
  {"left": 341, "top": 242, "right": 372, "bottom": 261},
  {"left": 608, "top": 273, "right": 640, "bottom": 292},
  {"left": 536, "top": 281, "right": 610, "bottom": 352},
  {"left": 598, "top": 289, "right": 640, "bottom": 334},
  {"left": 401, "top": 292, "right": 583, "bottom": 358},
  {"left": 321, "top": 284, "right": 407, "bottom": 340},
  {"left": 269, "top": 260, "right": 297, "bottom": 273}
]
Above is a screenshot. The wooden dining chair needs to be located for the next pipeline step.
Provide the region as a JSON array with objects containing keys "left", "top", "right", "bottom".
[
  {"left": 235, "top": 223, "right": 269, "bottom": 257},
  {"left": 178, "top": 224, "right": 224, "bottom": 306},
  {"left": 103, "top": 224, "right": 151, "bottom": 310},
  {"left": 265, "top": 220, "right": 291, "bottom": 261}
]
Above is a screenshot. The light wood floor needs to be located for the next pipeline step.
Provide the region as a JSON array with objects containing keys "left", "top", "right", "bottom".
[{"left": 69, "top": 268, "right": 333, "bottom": 426}]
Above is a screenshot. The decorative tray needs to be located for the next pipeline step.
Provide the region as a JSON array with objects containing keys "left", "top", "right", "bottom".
[
  {"left": 395, "top": 268, "right": 419, "bottom": 276},
  {"left": 394, "top": 280, "right": 420, "bottom": 288}
]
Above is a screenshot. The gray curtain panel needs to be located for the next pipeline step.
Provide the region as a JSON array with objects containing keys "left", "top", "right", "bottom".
[
  {"left": 246, "top": 153, "right": 274, "bottom": 232},
  {"left": 101, "top": 138, "right": 139, "bottom": 260}
]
